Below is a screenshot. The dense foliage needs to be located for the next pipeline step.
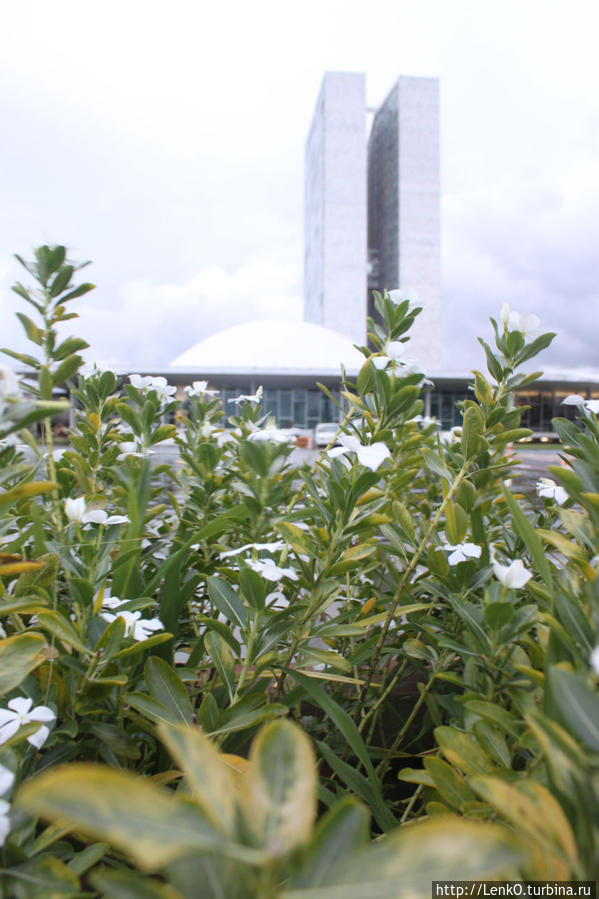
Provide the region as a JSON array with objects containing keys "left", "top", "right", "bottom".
[{"left": 0, "top": 245, "right": 596, "bottom": 897}]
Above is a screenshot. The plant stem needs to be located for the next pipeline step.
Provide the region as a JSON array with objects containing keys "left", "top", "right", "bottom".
[{"left": 355, "top": 462, "right": 470, "bottom": 720}]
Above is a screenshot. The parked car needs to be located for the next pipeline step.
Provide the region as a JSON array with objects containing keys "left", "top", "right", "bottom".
[{"left": 314, "top": 421, "right": 341, "bottom": 448}]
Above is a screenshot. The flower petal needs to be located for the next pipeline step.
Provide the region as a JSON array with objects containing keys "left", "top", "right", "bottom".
[
  {"left": 0, "top": 721, "right": 20, "bottom": 745},
  {"left": 27, "top": 725, "right": 49, "bottom": 749},
  {"left": 0, "top": 764, "right": 14, "bottom": 795},
  {"left": 28, "top": 705, "right": 56, "bottom": 724},
  {"left": 356, "top": 442, "right": 391, "bottom": 471},
  {"left": 7, "top": 697, "right": 32, "bottom": 716}
]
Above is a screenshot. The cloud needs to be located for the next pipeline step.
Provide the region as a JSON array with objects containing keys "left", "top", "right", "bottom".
[
  {"left": 74, "top": 257, "right": 303, "bottom": 368},
  {"left": 442, "top": 152, "right": 599, "bottom": 373}
]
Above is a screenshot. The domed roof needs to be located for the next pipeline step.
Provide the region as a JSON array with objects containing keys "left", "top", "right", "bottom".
[{"left": 169, "top": 319, "right": 364, "bottom": 376}]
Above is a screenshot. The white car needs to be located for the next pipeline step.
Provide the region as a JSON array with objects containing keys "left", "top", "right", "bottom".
[{"left": 314, "top": 421, "right": 341, "bottom": 448}]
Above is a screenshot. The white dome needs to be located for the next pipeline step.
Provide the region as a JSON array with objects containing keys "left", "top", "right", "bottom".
[{"left": 169, "top": 319, "right": 364, "bottom": 376}]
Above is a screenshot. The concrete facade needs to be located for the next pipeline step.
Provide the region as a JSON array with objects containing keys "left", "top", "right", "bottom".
[
  {"left": 304, "top": 72, "right": 441, "bottom": 367},
  {"left": 304, "top": 72, "right": 367, "bottom": 345},
  {"left": 368, "top": 77, "right": 441, "bottom": 368}
]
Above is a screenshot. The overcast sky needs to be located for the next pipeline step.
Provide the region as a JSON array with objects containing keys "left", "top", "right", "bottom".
[{"left": 1, "top": 0, "right": 598, "bottom": 374}]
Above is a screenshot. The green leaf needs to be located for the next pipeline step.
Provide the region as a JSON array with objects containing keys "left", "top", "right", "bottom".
[
  {"left": 16, "top": 312, "right": 43, "bottom": 345},
  {"left": 144, "top": 657, "right": 193, "bottom": 724},
  {"left": 58, "top": 282, "right": 96, "bottom": 303},
  {"left": 424, "top": 756, "right": 476, "bottom": 809},
  {"left": 549, "top": 667, "right": 599, "bottom": 752},
  {"left": 444, "top": 501, "right": 468, "bottom": 545},
  {"left": 49, "top": 264, "right": 74, "bottom": 298},
  {"left": 53, "top": 336, "right": 89, "bottom": 361},
  {"left": 503, "top": 487, "right": 553, "bottom": 596},
  {"left": 93, "top": 614, "right": 126, "bottom": 661},
  {"left": 280, "top": 818, "right": 520, "bottom": 898},
  {"left": 242, "top": 719, "right": 317, "bottom": 857},
  {"left": 464, "top": 700, "right": 520, "bottom": 739},
  {"left": 207, "top": 576, "right": 246, "bottom": 630},
  {"left": 421, "top": 448, "right": 452, "bottom": 482},
  {"left": 435, "top": 726, "right": 495, "bottom": 775},
  {"left": 3, "top": 856, "right": 80, "bottom": 897},
  {"left": 18, "top": 763, "right": 261, "bottom": 871},
  {"left": 52, "top": 353, "right": 83, "bottom": 386},
  {"left": 0, "top": 479, "right": 56, "bottom": 510},
  {"left": 111, "top": 632, "right": 172, "bottom": 660},
  {"left": 194, "top": 506, "right": 250, "bottom": 542},
  {"left": 126, "top": 692, "right": 183, "bottom": 726},
  {"left": 0, "top": 595, "right": 48, "bottom": 615},
  {"left": 35, "top": 609, "right": 91, "bottom": 656},
  {"left": 290, "top": 671, "right": 394, "bottom": 831},
  {"left": 90, "top": 867, "right": 173, "bottom": 898},
  {"left": 484, "top": 602, "right": 515, "bottom": 630},
  {"left": 239, "top": 567, "right": 266, "bottom": 611},
  {"left": 208, "top": 703, "right": 288, "bottom": 737},
  {"left": 316, "top": 739, "right": 396, "bottom": 833},
  {"left": 472, "top": 721, "right": 511, "bottom": 768},
  {"left": 0, "top": 632, "right": 48, "bottom": 696},
  {"left": 461, "top": 405, "right": 484, "bottom": 459},
  {"left": 205, "top": 631, "right": 236, "bottom": 702},
  {"left": 158, "top": 722, "right": 237, "bottom": 835},
  {"left": 289, "top": 798, "right": 370, "bottom": 889},
  {"left": 447, "top": 595, "right": 491, "bottom": 654},
  {"left": 478, "top": 338, "right": 504, "bottom": 382}
]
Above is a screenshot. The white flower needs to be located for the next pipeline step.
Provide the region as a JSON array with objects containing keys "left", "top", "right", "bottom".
[
  {"left": 64, "top": 497, "right": 87, "bottom": 523},
  {"left": 200, "top": 422, "right": 216, "bottom": 438},
  {"left": 372, "top": 343, "right": 424, "bottom": 377},
  {"left": 0, "top": 764, "right": 14, "bottom": 796},
  {"left": 231, "top": 386, "right": 263, "bottom": 405},
  {"left": 265, "top": 589, "right": 289, "bottom": 609},
  {"left": 219, "top": 541, "right": 286, "bottom": 560},
  {"left": 0, "top": 366, "right": 21, "bottom": 417},
  {"left": 492, "top": 558, "right": 532, "bottom": 589},
  {"left": 100, "top": 591, "right": 126, "bottom": 610},
  {"left": 82, "top": 509, "right": 130, "bottom": 526},
  {"left": 0, "top": 799, "right": 10, "bottom": 847},
  {"left": 79, "top": 361, "right": 101, "bottom": 378},
  {"left": 248, "top": 427, "right": 294, "bottom": 444},
  {"left": 507, "top": 311, "right": 541, "bottom": 338},
  {"left": 444, "top": 542, "right": 482, "bottom": 566},
  {"left": 562, "top": 394, "right": 585, "bottom": 407},
  {"left": 130, "top": 375, "right": 176, "bottom": 403},
  {"left": 185, "top": 380, "right": 219, "bottom": 399},
  {"left": 117, "top": 440, "right": 145, "bottom": 459},
  {"left": 500, "top": 303, "right": 511, "bottom": 327},
  {"left": 388, "top": 288, "right": 419, "bottom": 305},
  {"left": 328, "top": 435, "right": 391, "bottom": 471},
  {"left": 246, "top": 558, "right": 298, "bottom": 581},
  {"left": 590, "top": 646, "right": 599, "bottom": 676},
  {"left": 561, "top": 396, "right": 599, "bottom": 415},
  {"left": 100, "top": 610, "right": 164, "bottom": 641},
  {"left": 536, "top": 478, "right": 568, "bottom": 506},
  {"left": 0, "top": 697, "right": 55, "bottom": 748}
]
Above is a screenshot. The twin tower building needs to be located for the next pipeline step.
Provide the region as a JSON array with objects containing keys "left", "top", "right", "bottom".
[{"left": 303, "top": 72, "right": 442, "bottom": 369}]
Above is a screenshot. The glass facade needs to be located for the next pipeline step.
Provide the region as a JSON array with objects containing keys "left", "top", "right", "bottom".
[
  {"left": 220, "top": 386, "right": 340, "bottom": 428},
  {"left": 199, "top": 381, "right": 599, "bottom": 434}
]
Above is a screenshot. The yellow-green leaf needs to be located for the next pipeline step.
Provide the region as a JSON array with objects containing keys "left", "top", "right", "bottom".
[
  {"left": 242, "top": 720, "right": 317, "bottom": 858},
  {"left": 158, "top": 722, "right": 237, "bottom": 836},
  {"left": 0, "top": 632, "right": 48, "bottom": 696},
  {"left": 17, "top": 763, "right": 261, "bottom": 871}
]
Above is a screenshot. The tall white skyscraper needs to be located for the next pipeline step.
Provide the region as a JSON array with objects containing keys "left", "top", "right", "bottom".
[{"left": 304, "top": 72, "right": 441, "bottom": 366}]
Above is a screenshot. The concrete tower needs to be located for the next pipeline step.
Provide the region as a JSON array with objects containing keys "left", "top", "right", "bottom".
[
  {"left": 368, "top": 76, "right": 441, "bottom": 368},
  {"left": 304, "top": 72, "right": 441, "bottom": 367},
  {"left": 304, "top": 72, "right": 367, "bottom": 346}
]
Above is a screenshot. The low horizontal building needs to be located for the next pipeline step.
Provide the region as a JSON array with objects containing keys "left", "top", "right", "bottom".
[{"left": 156, "top": 319, "right": 599, "bottom": 435}]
